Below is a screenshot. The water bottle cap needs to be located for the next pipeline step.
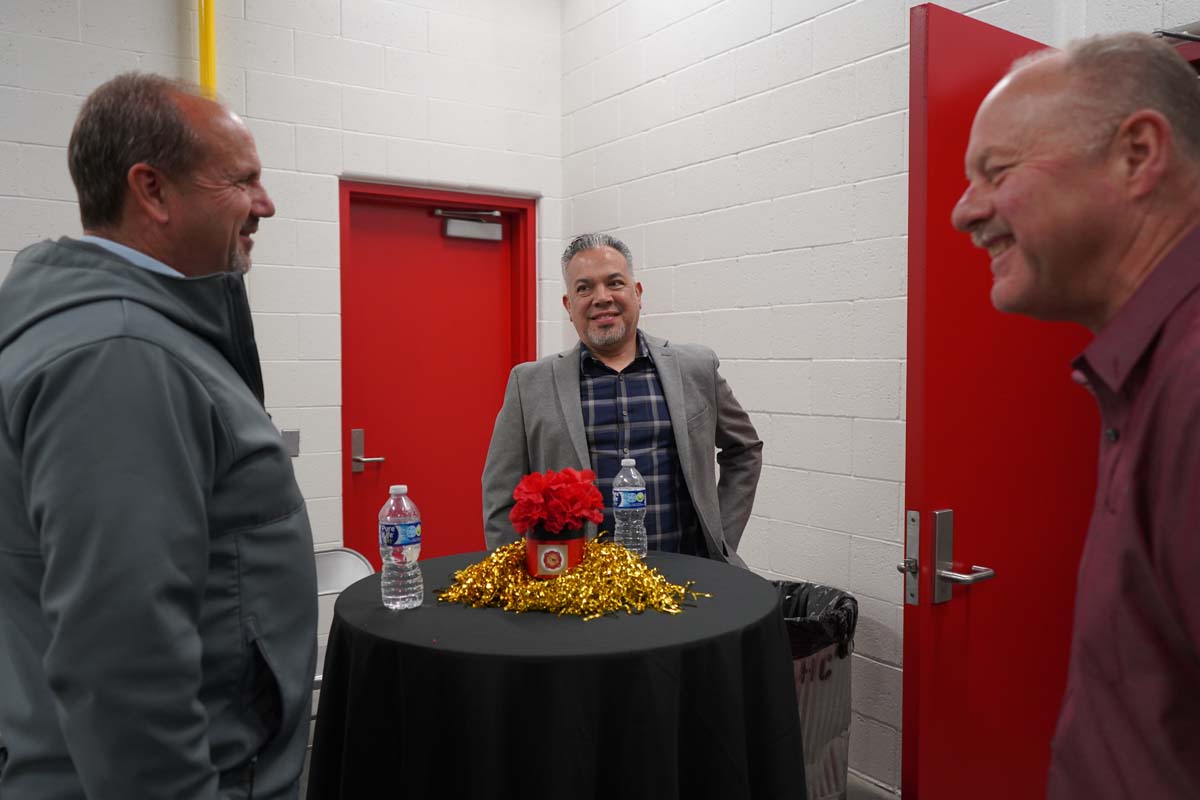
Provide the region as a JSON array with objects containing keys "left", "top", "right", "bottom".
[
  {"left": 389, "top": 484, "right": 408, "bottom": 495},
  {"left": 620, "top": 458, "right": 636, "bottom": 467}
]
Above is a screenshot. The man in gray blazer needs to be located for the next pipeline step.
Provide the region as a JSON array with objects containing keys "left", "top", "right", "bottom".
[{"left": 482, "top": 233, "right": 763, "bottom": 566}]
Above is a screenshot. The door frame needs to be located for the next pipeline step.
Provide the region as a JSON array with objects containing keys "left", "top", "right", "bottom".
[{"left": 338, "top": 181, "right": 539, "bottom": 557}]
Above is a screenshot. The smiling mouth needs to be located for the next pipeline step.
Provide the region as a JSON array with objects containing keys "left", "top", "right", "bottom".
[
  {"left": 987, "top": 238, "right": 1013, "bottom": 259},
  {"left": 590, "top": 311, "right": 620, "bottom": 323}
]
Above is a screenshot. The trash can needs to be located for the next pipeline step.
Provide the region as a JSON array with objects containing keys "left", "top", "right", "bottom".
[{"left": 775, "top": 581, "right": 859, "bottom": 800}]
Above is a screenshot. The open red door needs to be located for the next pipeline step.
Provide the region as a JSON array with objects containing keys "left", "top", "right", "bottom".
[{"left": 904, "top": 5, "right": 1098, "bottom": 798}]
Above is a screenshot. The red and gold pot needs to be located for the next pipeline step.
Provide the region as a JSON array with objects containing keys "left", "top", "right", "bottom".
[{"left": 524, "top": 524, "right": 585, "bottom": 579}]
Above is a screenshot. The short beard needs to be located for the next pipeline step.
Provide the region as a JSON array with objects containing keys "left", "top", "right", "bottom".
[
  {"left": 585, "top": 320, "right": 626, "bottom": 349},
  {"left": 229, "top": 245, "right": 250, "bottom": 274}
]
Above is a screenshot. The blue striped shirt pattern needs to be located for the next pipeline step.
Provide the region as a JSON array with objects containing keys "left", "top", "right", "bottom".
[{"left": 579, "top": 333, "right": 700, "bottom": 555}]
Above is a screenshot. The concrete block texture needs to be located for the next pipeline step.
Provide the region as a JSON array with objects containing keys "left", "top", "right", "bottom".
[
  {"left": 0, "top": 0, "right": 79, "bottom": 39},
  {"left": 246, "top": 119, "right": 296, "bottom": 170},
  {"left": 772, "top": 0, "right": 854, "bottom": 31},
  {"left": 812, "top": 0, "right": 907, "bottom": 73},
  {"left": 850, "top": 713, "right": 901, "bottom": 790},
  {"left": 342, "top": 86, "right": 427, "bottom": 139},
  {"left": 851, "top": 653, "right": 902, "bottom": 728},
  {"left": 852, "top": 419, "right": 905, "bottom": 481},
  {"left": 262, "top": 171, "right": 339, "bottom": 221},
  {"left": 854, "top": 594, "right": 903, "bottom": 666},
  {"left": 812, "top": 360, "right": 902, "bottom": 419},
  {"left": 217, "top": 17, "right": 294, "bottom": 74},
  {"left": 0, "top": 87, "right": 83, "bottom": 147},
  {"left": 735, "top": 21, "right": 814, "bottom": 97},
  {"left": 755, "top": 466, "right": 900, "bottom": 541},
  {"left": 247, "top": 72, "right": 342, "bottom": 128},
  {"left": 0, "top": 196, "right": 79, "bottom": 251},
  {"left": 295, "top": 32, "right": 385, "bottom": 89},
  {"left": 0, "top": 32, "right": 139, "bottom": 96},
  {"left": 246, "top": 0, "right": 340, "bottom": 35},
  {"left": 1165, "top": 0, "right": 1200, "bottom": 26},
  {"left": 295, "top": 126, "right": 343, "bottom": 176},
  {"left": 80, "top": 0, "right": 191, "bottom": 56},
  {"left": 15, "top": 144, "right": 75, "bottom": 202},
  {"left": 341, "top": 0, "right": 427, "bottom": 50},
  {"left": 765, "top": 517, "right": 852, "bottom": 587}
]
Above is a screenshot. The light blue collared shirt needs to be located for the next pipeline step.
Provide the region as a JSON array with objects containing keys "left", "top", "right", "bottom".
[{"left": 78, "top": 235, "right": 185, "bottom": 279}]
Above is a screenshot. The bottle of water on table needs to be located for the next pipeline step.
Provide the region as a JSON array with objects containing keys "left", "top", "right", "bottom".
[
  {"left": 613, "top": 458, "right": 647, "bottom": 557},
  {"left": 379, "top": 484, "right": 423, "bottom": 610}
]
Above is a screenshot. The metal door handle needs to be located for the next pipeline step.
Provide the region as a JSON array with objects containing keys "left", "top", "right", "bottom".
[
  {"left": 936, "top": 565, "right": 995, "bottom": 584},
  {"left": 350, "top": 428, "right": 385, "bottom": 473},
  {"left": 896, "top": 558, "right": 918, "bottom": 575},
  {"left": 932, "top": 510, "right": 998, "bottom": 603}
]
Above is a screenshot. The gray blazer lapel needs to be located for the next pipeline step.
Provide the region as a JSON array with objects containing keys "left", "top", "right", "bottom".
[
  {"left": 553, "top": 347, "right": 591, "bottom": 469},
  {"left": 647, "top": 335, "right": 695, "bottom": 475}
]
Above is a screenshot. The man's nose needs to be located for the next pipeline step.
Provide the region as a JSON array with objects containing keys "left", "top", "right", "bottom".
[
  {"left": 253, "top": 184, "right": 276, "bottom": 219},
  {"left": 950, "top": 183, "right": 988, "bottom": 233}
]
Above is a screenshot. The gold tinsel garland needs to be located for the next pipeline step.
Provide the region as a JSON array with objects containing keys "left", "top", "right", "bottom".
[{"left": 437, "top": 539, "right": 710, "bottom": 620}]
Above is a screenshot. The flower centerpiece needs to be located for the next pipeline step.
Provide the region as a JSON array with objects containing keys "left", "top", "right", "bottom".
[{"left": 510, "top": 468, "right": 604, "bottom": 578}]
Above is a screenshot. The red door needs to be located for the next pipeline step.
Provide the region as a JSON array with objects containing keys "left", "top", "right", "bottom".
[
  {"left": 340, "top": 182, "right": 536, "bottom": 566},
  {"left": 904, "top": 5, "right": 1098, "bottom": 797}
]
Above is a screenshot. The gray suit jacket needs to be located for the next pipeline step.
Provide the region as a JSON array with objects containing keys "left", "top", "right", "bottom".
[{"left": 482, "top": 332, "right": 762, "bottom": 567}]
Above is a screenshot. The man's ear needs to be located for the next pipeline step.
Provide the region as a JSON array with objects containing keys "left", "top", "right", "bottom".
[
  {"left": 1115, "top": 109, "right": 1171, "bottom": 200},
  {"left": 125, "top": 163, "right": 171, "bottom": 224},
  {"left": 562, "top": 293, "right": 571, "bottom": 314}
]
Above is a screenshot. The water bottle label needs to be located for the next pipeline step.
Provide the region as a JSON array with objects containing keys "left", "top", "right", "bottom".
[
  {"left": 380, "top": 521, "right": 421, "bottom": 546},
  {"left": 613, "top": 488, "right": 646, "bottom": 509}
]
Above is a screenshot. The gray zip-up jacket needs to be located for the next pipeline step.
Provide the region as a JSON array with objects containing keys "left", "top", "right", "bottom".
[{"left": 0, "top": 238, "right": 317, "bottom": 799}]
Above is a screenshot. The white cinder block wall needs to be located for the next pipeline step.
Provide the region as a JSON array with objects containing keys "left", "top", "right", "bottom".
[
  {"left": 560, "top": 0, "right": 1197, "bottom": 792},
  {"left": 2, "top": 0, "right": 1195, "bottom": 793}
]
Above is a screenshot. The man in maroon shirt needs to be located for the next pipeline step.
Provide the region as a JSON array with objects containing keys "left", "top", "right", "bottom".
[{"left": 951, "top": 33, "right": 1200, "bottom": 799}]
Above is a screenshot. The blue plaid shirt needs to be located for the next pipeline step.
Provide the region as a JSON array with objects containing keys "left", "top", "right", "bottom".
[{"left": 579, "top": 333, "right": 701, "bottom": 555}]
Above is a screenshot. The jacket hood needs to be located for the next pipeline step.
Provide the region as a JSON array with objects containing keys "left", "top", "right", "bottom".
[{"left": 0, "top": 237, "right": 264, "bottom": 403}]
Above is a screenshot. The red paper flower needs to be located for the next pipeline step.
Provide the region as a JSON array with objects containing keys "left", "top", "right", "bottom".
[{"left": 510, "top": 468, "right": 604, "bottom": 535}]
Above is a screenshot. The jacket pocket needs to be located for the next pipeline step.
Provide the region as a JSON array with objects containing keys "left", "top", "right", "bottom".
[
  {"left": 686, "top": 404, "right": 713, "bottom": 431},
  {"left": 243, "top": 616, "right": 284, "bottom": 746}
]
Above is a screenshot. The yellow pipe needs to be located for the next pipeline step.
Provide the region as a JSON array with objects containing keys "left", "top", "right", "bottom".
[{"left": 198, "top": 0, "right": 216, "bottom": 97}]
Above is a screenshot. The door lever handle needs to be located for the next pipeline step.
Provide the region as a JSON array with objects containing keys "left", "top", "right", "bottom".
[
  {"left": 350, "top": 428, "right": 385, "bottom": 473},
  {"left": 936, "top": 565, "right": 995, "bottom": 584}
]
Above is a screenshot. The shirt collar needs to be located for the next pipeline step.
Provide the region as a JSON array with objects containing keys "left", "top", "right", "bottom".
[
  {"left": 1075, "top": 225, "right": 1200, "bottom": 393},
  {"left": 77, "top": 235, "right": 185, "bottom": 278},
  {"left": 579, "top": 330, "right": 651, "bottom": 370}
]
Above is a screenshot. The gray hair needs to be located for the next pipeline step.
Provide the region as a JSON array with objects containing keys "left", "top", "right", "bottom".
[
  {"left": 560, "top": 233, "right": 634, "bottom": 283},
  {"left": 1015, "top": 33, "right": 1200, "bottom": 164},
  {"left": 68, "top": 72, "right": 207, "bottom": 229}
]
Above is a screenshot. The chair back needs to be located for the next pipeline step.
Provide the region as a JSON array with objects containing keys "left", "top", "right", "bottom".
[{"left": 316, "top": 547, "right": 374, "bottom": 596}]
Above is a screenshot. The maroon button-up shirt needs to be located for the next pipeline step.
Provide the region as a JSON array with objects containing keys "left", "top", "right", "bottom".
[{"left": 1048, "top": 228, "right": 1200, "bottom": 799}]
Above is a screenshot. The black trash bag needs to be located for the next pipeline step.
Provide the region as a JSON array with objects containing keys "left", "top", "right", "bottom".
[{"left": 775, "top": 581, "right": 859, "bottom": 659}]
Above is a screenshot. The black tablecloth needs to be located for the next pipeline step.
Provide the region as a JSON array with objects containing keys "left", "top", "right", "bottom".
[{"left": 307, "top": 551, "right": 805, "bottom": 800}]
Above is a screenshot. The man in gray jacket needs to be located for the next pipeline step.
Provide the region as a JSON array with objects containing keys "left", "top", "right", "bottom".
[
  {"left": 0, "top": 73, "right": 317, "bottom": 798},
  {"left": 482, "top": 233, "right": 763, "bottom": 565}
]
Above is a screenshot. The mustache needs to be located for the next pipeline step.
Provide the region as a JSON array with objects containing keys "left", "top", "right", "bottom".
[{"left": 971, "top": 227, "right": 1011, "bottom": 249}]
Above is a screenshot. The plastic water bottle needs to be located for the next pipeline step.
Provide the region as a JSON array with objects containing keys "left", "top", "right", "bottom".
[
  {"left": 379, "top": 484, "right": 423, "bottom": 610},
  {"left": 613, "top": 458, "right": 647, "bottom": 557}
]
